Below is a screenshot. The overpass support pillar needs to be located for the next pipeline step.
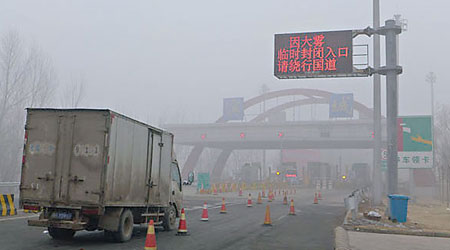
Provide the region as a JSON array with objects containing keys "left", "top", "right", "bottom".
[
  {"left": 211, "top": 149, "right": 233, "bottom": 182},
  {"left": 181, "top": 146, "right": 204, "bottom": 179}
]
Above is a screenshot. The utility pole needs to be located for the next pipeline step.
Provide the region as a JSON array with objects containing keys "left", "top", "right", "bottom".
[
  {"left": 260, "top": 84, "right": 269, "bottom": 180},
  {"left": 393, "top": 14, "right": 411, "bottom": 197},
  {"left": 378, "top": 20, "right": 402, "bottom": 195},
  {"left": 372, "top": 0, "right": 382, "bottom": 205},
  {"left": 426, "top": 72, "right": 437, "bottom": 199}
]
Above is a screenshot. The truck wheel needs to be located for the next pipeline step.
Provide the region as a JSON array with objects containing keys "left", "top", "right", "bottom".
[
  {"left": 162, "top": 205, "right": 177, "bottom": 231},
  {"left": 111, "top": 209, "right": 134, "bottom": 242},
  {"left": 104, "top": 230, "right": 114, "bottom": 240},
  {"left": 48, "top": 227, "right": 75, "bottom": 240}
]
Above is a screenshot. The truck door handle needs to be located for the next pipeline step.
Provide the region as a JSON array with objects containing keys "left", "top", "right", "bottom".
[
  {"left": 37, "top": 176, "right": 54, "bottom": 181},
  {"left": 147, "top": 181, "right": 157, "bottom": 188},
  {"left": 37, "top": 173, "right": 54, "bottom": 181},
  {"left": 70, "top": 176, "right": 85, "bottom": 182}
]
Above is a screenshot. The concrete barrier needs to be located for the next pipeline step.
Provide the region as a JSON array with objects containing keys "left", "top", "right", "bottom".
[
  {"left": 0, "top": 194, "right": 17, "bottom": 216},
  {"left": 0, "top": 182, "right": 20, "bottom": 208},
  {"left": 334, "top": 226, "right": 352, "bottom": 250}
]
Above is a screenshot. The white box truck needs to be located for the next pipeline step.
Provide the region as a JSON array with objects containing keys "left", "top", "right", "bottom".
[{"left": 20, "top": 109, "right": 183, "bottom": 242}]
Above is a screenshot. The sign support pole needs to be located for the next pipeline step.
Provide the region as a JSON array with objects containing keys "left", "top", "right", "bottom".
[{"left": 378, "top": 20, "right": 402, "bottom": 195}]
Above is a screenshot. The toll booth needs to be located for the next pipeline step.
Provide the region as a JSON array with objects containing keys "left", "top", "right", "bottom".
[
  {"left": 306, "top": 162, "right": 336, "bottom": 189},
  {"left": 351, "top": 163, "right": 370, "bottom": 189},
  {"left": 240, "top": 162, "right": 260, "bottom": 183}
]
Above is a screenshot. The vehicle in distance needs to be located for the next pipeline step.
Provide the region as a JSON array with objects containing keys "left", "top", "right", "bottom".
[
  {"left": 20, "top": 109, "right": 182, "bottom": 242},
  {"left": 278, "top": 162, "right": 301, "bottom": 185}
]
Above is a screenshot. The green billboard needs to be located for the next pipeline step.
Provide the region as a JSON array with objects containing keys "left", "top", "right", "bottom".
[
  {"left": 398, "top": 116, "right": 433, "bottom": 169},
  {"left": 197, "top": 173, "right": 211, "bottom": 190}
]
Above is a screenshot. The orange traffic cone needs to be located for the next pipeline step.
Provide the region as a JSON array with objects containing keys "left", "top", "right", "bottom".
[
  {"left": 238, "top": 188, "right": 243, "bottom": 197},
  {"left": 176, "top": 208, "right": 188, "bottom": 235},
  {"left": 313, "top": 193, "right": 319, "bottom": 204},
  {"left": 144, "top": 219, "right": 157, "bottom": 250},
  {"left": 283, "top": 193, "right": 288, "bottom": 205},
  {"left": 263, "top": 205, "right": 272, "bottom": 226},
  {"left": 220, "top": 197, "right": 227, "bottom": 213},
  {"left": 318, "top": 191, "right": 322, "bottom": 200},
  {"left": 257, "top": 192, "right": 262, "bottom": 204},
  {"left": 201, "top": 202, "right": 208, "bottom": 221},
  {"left": 289, "top": 199, "right": 296, "bottom": 215},
  {"left": 268, "top": 191, "right": 273, "bottom": 202},
  {"left": 247, "top": 193, "right": 253, "bottom": 207},
  {"left": 262, "top": 190, "right": 266, "bottom": 198}
]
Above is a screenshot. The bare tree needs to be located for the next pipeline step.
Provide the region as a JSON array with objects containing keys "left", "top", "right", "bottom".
[
  {"left": 434, "top": 104, "right": 450, "bottom": 206},
  {"left": 27, "top": 44, "right": 56, "bottom": 107},
  {"left": 60, "top": 74, "right": 85, "bottom": 107},
  {"left": 0, "top": 31, "right": 27, "bottom": 132},
  {"left": 0, "top": 30, "right": 56, "bottom": 182}
]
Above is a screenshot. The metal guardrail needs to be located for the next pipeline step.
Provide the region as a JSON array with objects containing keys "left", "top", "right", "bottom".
[{"left": 344, "top": 186, "right": 370, "bottom": 220}]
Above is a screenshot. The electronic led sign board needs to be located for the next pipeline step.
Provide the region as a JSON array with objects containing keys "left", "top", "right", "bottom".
[{"left": 274, "top": 30, "right": 353, "bottom": 79}]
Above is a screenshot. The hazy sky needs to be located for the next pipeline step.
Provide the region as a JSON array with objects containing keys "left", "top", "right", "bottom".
[{"left": 1, "top": 0, "right": 448, "bottom": 124}]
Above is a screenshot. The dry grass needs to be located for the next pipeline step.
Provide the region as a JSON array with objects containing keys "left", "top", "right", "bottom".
[
  {"left": 351, "top": 198, "right": 450, "bottom": 233},
  {"left": 407, "top": 200, "right": 450, "bottom": 231}
]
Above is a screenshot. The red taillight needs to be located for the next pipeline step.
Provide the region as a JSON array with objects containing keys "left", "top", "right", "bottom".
[
  {"left": 82, "top": 207, "right": 99, "bottom": 215},
  {"left": 23, "top": 205, "right": 40, "bottom": 211},
  {"left": 285, "top": 174, "right": 297, "bottom": 177},
  {"left": 22, "top": 131, "right": 28, "bottom": 166}
]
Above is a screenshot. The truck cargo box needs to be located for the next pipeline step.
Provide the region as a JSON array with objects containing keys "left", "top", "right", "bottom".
[{"left": 20, "top": 109, "right": 179, "bottom": 209}]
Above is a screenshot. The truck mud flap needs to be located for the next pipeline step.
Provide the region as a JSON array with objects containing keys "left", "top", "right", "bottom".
[{"left": 28, "top": 219, "right": 86, "bottom": 230}]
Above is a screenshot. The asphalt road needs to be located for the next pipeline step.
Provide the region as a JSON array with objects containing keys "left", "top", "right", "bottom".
[{"left": 0, "top": 189, "right": 348, "bottom": 250}]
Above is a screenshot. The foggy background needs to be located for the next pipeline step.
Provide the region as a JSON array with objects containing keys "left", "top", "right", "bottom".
[
  {"left": 1, "top": 0, "right": 448, "bottom": 124},
  {"left": 0, "top": 0, "right": 449, "bottom": 183}
]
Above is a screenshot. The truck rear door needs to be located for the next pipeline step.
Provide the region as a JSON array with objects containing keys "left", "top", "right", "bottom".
[
  {"left": 146, "top": 131, "right": 173, "bottom": 207},
  {"left": 68, "top": 111, "right": 107, "bottom": 205},
  {"left": 21, "top": 110, "right": 106, "bottom": 206},
  {"left": 157, "top": 133, "right": 173, "bottom": 207},
  {"left": 148, "top": 131, "right": 162, "bottom": 205}
]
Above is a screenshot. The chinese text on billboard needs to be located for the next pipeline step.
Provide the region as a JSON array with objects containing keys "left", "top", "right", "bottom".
[
  {"left": 274, "top": 30, "right": 353, "bottom": 79},
  {"left": 397, "top": 116, "right": 433, "bottom": 169}
]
